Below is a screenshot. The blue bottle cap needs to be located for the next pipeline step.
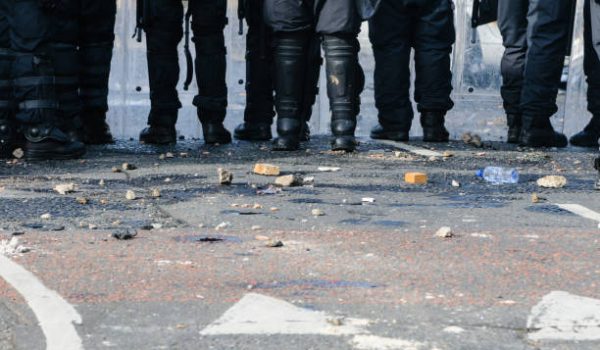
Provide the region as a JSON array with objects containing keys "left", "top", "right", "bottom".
[{"left": 475, "top": 169, "right": 483, "bottom": 178}]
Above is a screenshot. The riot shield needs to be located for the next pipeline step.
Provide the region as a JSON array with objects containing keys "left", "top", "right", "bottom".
[{"left": 564, "top": 0, "right": 588, "bottom": 138}]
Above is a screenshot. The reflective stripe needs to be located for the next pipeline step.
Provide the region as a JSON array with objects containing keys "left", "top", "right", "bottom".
[{"left": 18, "top": 100, "right": 58, "bottom": 110}]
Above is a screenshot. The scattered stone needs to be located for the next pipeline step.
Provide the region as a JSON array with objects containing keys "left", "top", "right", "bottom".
[
  {"left": 53, "top": 183, "right": 76, "bottom": 195},
  {"left": 326, "top": 317, "right": 344, "bottom": 326},
  {"left": 152, "top": 223, "right": 163, "bottom": 230},
  {"left": 111, "top": 166, "right": 121, "bottom": 173},
  {"left": 100, "top": 198, "right": 109, "bottom": 205},
  {"left": 251, "top": 226, "right": 262, "bottom": 231},
  {"left": 451, "top": 180, "right": 461, "bottom": 188},
  {"left": 165, "top": 152, "right": 175, "bottom": 158},
  {"left": 99, "top": 179, "right": 105, "bottom": 187},
  {"left": 311, "top": 209, "right": 325, "bottom": 217},
  {"left": 274, "top": 174, "right": 301, "bottom": 187},
  {"left": 252, "top": 203, "right": 263, "bottom": 209},
  {"left": 255, "top": 235, "right": 270, "bottom": 241},
  {"left": 125, "top": 190, "right": 137, "bottom": 200},
  {"left": 0, "top": 237, "right": 30, "bottom": 255},
  {"left": 111, "top": 220, "right": 122, "bottom": 226},
  {"left": 302, "top": 176, "right": 315, "bottom": 186},
  {"left": 265, "top": 240, "right": 284, "bottom": 248},
  {"left": 537, "top": 175, "right": 567, "bottom": 188},
  {"left": 164, "top": 177, "right": 172, "bottom": 183},
  {"left": 159, "top": 154, "right": 166, "bottom": 160},
  {"left": 148, "top": 188, "right": 160, "bottom": 198},
  {"left": 362, "top": 197, "right": 375, "bottom": 203},
  {"left": 217, "top": 168, "right": 233, "bottom": 185},
  {"left": 318, "top": 166, "right": 340, "bottom": 172},
  {"left": 122, "top": 163, "right": 137, "bottom": 171},
  {"left": 405, "top": 172, "right": 428, "bottom": 185},
  {"left": 428, "top": 156, "right": 438, "bottom": 162},
  {"left": 253, "top": 163, "right": 281, "bottom": 176},
  {"left": 88, "top": 224, "right": 98, "bottom": 230},
  {"left": 179, "top": 152, "right": 189, "bottom": 158},
  {"left": 12, "top": 148, "right": 24, "bottom": 159},
  {"left": 442, "top": 151, "right": 454, "bottom": 158},
  {"left": 215, "top": 222, "right": 231, "bottom": 230},
  {"left": 76, "top": 197, "right": 89, "bottom": 205},
  {"left": 435, "top": 226, "right": 453, "bottom": 238},
  {"left": 40, "top": 213, "right": 51, "bottom": 220},
  {"left": 112, "top": 228, "right": 137, "bottom": 240},
  {"left": 270, "top": 207, "right": 279, "bottom": 212},
  {"left": 462, "top": 132, "right": 483, "bottom": 148}
]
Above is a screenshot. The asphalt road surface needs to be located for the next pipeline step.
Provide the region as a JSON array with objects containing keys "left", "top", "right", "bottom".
[{"left": 1, "top": 136, "right": 599, "bottom": 350}]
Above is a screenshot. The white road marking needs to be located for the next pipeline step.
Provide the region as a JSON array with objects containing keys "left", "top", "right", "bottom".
[
  {"left": 374, "top": 140, "right": 444, "bottom": 158},
  {"left": 556, "top": 203, "right": 600, "bottom": 222},
  {"left": 200, "top": 293, "right": 436, "bottom": 350},
  {"left": 0, "top": 255, "right": 83, "bottom": 350},
  {"left": 527, "top": 291, "right": 600, "bottom": 341}
]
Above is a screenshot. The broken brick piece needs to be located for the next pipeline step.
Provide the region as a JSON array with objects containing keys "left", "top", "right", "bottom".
[
  {"left": 405, "top": 172, "right": 428, "bottom": 185},
  {"left": 253, "top": 163, "right": 280, "bottom": 176}
]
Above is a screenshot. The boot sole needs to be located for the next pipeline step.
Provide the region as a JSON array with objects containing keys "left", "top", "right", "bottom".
[
  {"left": 272, "top": 137, "right": 300, "bottom": 151},
  {"left": 331, "top": 137, "right": 357, "bottom": 152},
  {"left": 370, "top": 132, "right": 409, "bottom": 142}
]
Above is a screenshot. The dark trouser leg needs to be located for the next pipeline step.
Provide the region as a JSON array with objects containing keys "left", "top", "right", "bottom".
[
  {"left": 498, "top": 0, "right": 528, "bottom": 141},
  {"left": 140, "top": 0, "right": 182, "bottom": 144},
  {"left": 0, "top": 1, "right": 15, "bottom": 158},
  {"left": 190, "top": 0, "right": 231, "bottom": 144},
  {"left": 519, "top": 0, "right": 570, "bottom": 147},
  {"left": 323, "top": 34, "right": 360, "bottom": 152},
  {"left": 78, "top": 0, "right": 117, "bottom": 144},
  {"left": 571, "top": 0, "right": 600, "bottom": 147},
  {"left": 298, "top": 34, "right": 322, "bottom": 141},
  {"left": 414, "top": 0, "right": 454, "bottom": 142},
  {"left": 51, "top": 1, "right": 82, "bottom": 142},
  {"left": 11, "top": 0, "right": 85, "bottom": 160},
  {"left": 368, "top": 1, "right": 413, "bottom": 140},
  {"left": 272, "top": 31, "right": 310, "bottom": 151},
  {"left": 235, "top": 0, "right": 275, "bottom": 141}
]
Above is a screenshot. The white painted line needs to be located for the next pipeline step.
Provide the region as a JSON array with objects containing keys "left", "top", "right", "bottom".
[
  {"left": 374, "top": 140, "right": 444, "bottom": 158},
  {"left": 0, "top": 255, "right": 83, "bottom": 350},
  {"left": 556, "top": 203, "right": 600, "bottom": 222},
  {"left": 527, "top": 291, "right": 600, "bottom": 341}
]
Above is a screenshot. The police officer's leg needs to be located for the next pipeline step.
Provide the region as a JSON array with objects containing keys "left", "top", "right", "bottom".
[
  {"left": 78, "top": 0, "right": 117, "bottom": 144},
  {"left": 519, "top": 0, "right": 570, "bottom": 147},
  {"left": 570, "top": 0, "right": 600, "bottom": 147},
  {"left": 297, "top": 33, "right": 322, "bottom": 141},
  {"left": 368, "top": 0, "right": 414, "bottom": 142},
  {"left": 11, "top": 0, "right": 85, "bottom": 160},
  {"left": 318, "top": 0, "right": 363, "bottom": 151},
  {"left": 0, "top": 1, "right": 16, "bottom": 158},
  {"left": 234, "top": 0, "right": 275, "bottom": 141},
  {"left": 413, "top": 0, "right": 454, "bottom": 142},
  {"left": 140, "top": 0, "right": 183, "bottom": 144},
  {"left": 190, "top": 0, "right": 231, "bottom": 144},
  {"left": 51, "top": 0, "right": 82, "bottom": 143},
  {"left": 498, "top": 0, "right": 528, "bottom": 143}
]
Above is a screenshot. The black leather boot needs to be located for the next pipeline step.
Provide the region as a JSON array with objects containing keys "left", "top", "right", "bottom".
[
  {"left": 0, "top": 118, "right": 17, "bottom": 158},
  {"left": 520, "top": 115, "right": 568, "bottom": 148},
  {"left": 323, "top": 35, "right": 361, "bottom": 152},
  {"left": 272, "top": 32, "right": 310, "bottom": 151},
  {"left": 370, "top": 108, "right": 412, "bottom": 142},
  {"left": 234, "top": 122, "right": 272, "bottom": 141},
  {"left": 506, "top": 114, "right": 522, "bottom": 144},
  {"left": 421, "top": 111, "right": 450, "bottom": 142},
  {"left": 24, "top": 124, "right": 86, "bottom": 160},
  {"left": 82, "top": 110, "right": 114, "bottom": 145},
  {"left": 570, "top": 115, "right": 600, "bottom": 147},
  {"left": 140, "top": 110, "right": 177, "bottom": 145}
]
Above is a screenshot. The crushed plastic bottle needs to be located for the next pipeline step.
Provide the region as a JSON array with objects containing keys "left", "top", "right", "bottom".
[{"left": 476, "top": 166, "right": 519, "bottom": 185}]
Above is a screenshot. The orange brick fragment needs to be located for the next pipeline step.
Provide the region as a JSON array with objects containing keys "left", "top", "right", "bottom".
[
  {"left": 405, "top": 172, "right": 428, "bottom": 184},
  {"left": 253, "top": 163, "right": 281, "bottom": 176}
]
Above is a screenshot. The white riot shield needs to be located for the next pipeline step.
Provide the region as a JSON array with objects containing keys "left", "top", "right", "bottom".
[{"left": 564, "top": 0, "right": 588, "bottom": 138}]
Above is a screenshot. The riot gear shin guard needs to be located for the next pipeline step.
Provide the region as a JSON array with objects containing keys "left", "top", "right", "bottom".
[
  {"left": 272, "top": 32, "right": 311, "bottom": 151},
  {"left": 323, "top": 34, "right": 360, "bottom": 152},
  {"left": 193, "top": 32, "right": 231, "bottom": 144},
  {"left": 51, "top": 42, "right": 82, "bottom": 142}
]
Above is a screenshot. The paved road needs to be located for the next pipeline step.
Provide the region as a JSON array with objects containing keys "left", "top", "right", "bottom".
[{"left": 1, "top": 137, "right": 599, "bottom": 349}]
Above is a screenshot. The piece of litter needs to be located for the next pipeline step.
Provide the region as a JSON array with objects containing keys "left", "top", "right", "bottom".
[
  {"left": 537, "top": 175, "right": 567, "bottom": 188},
  {"left": 12, "top": 148, "right": 24, "bottom": 159},
  {"left": 451, "top": 180, "right": 460, "bottom": 188},
  {"left": 257, "top": 185, "right": 281, "bottom": 195},
  {"left": 361, "top": 197, "right": 375, "bottom": 203},
  {"left": 253, "top": 163, "right": 280, "bottom": 176},
  {"left": 318, "top": 166, "right": 340, "bottom": 172},
  {"left": 125, "top": 190, "right": 137, "bottom": 200},
  {"left": 435, "top": 227, "right": 453, "bottom": 238},
  {"left": 215, "top": 222, "right": 230, "bottom": 230},
  {"left": 53, "top": 183, "right": 75, "bottom": 195},
  {"left": 302, "top": 176, "right": 315, "bottom": 185},
  {"left": 40, "top": 213, "right": 51, "bottom": 220}
]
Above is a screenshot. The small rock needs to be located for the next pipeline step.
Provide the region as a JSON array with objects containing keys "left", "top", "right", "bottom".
[
  {"left": 88, "top": 224, "right": 98, "bottom": 230},
  {"left": 53, "top": 183, "right": 75, "bottom": 195},
  {"left": 318, "top": 166, "right": 341, "bottom": 172},
  {"left": 179, "top": 152, "right": 189, "bottom": 158},
  {"left": 428, "top": 156, "right": 438, "bottom": 162},
  {"left": 99, "top": 179, "right": 105, "bottom": 187},
  {"left": 435, "top": 226, "right": 453, "bottom": 238},
  {"left": 251, "top": 225, "right": 262, "bottom": 231},
  {"left": 217, "top": 168, "right": 233, "bottom": 185},
  {"left": 252, "top": 203, "right": 263, "bottom": 209},
  {"left": 111, "top": 166, "right": 121, "bottom": 173},
  {"left": 159, "top": 154, "right": 166, "bottom": 160},
  {"left": 327, "top": 318, "right": 344, "bottom": 326},
  {"left": 100, "top": 199, "right": 109, "bottom": 205},
  {"left": 164, "top": 177, "right": 172, "bottom": 183},
  {"left": 462, "top": 132, "right": 483, "bottom": 148},
  {"left": 405, "top": 172, "right": 428, "bottom": 185},
  {"left": 302, "top": 176, "right": 315, "bottom": 186},
  {"left": 122, "top": 163, "right": 137, "bottom": 171},
  {"left": 125, "top": 190, "right": 137, "bottom": 200},
  {"left": 451, "top": 180, "right": 461, "bottom": 188},
  {"left": 253, "top": 163, "right": 281, "bottom": 176},
  {"left": 275, "top": 174, "right": 301, "bottom": 187},
  {"left": 165, "top": 152, "right": 175, "bottom": 158},
  {"left": 76, "top": 197, "right": 89, "bottom": 205},
  {"left": 311, "top": 209, "right": 325, "bottom": 217},
  {"left": 111, "top": 220, "right": 122, "bottom": 226},
  {"left": 537, "top": 175, "right": 567, "bottom": 188},
  {"left": 12, "top": 148, "right": 24, "bottom": 159},
  {"left": 265, "top": 240, "right": 284, "bottom": 248},
  {"left": 40, "top": 213, "right": 51, "bottom": 220},
  {"left": 361, "top": 197, "right": 375, "bottom": 203},
  {"left": 270, "top": 207, "right": 279, "bottom": 212},
  {"left": 215, "top": 222, "right": 230, "bottom": 230},
  {"left": 255, "top": 235, "right": 270, "bottom": 240},
  {"left": 442, "top": 151, "right": 454, "bottom": 158},
  {"left": 112, "top": 228, "right": 137, "bottom": 240},
  {"left": 151, "top": 223, "right": 163, "bottom": 230},
  {"left": 150, "top": 188, "right": 161, "bottom": 198}
]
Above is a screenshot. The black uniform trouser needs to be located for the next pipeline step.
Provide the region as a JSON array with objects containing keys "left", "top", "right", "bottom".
[
  {"left": 585, "top": 0, "right": 600, "bottom": 117},
  {"left": 500, "top": 0, "right": 571, "bottom": 118},
  {"left": 144, "top": 0, "right": 227, "bottom": 127},
  {"left": 0, "top": 1, "right": 12, "bottom": 125},
  {"left": 368, "top": 0, "right": 454, "bottom": 130}
]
